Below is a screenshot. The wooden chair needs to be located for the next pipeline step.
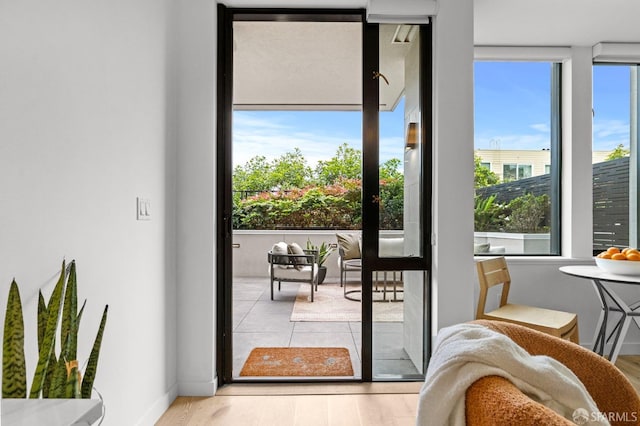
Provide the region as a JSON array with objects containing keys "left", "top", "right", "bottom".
[{"left": 475, "top": 257, "right": 579, "bottom": 343}]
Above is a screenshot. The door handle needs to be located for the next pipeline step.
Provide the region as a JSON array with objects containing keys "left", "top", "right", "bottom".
[{"left": 373, "top": 71, "right": 389, "bottom": 85}]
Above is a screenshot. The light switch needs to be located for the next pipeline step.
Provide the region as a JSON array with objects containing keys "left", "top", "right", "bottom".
[{"left": 137, "top": 197, "right": 151, "bottom": 221}]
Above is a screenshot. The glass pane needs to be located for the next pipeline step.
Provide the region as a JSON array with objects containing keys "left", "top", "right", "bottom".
[
  {"left": 372, "top": 270, "right": 426, "bottom": 379},
  {"left": 592, "top": 64, "right": 638, "bottom": 252},
  {"left": 503, "top": 164, "right": 517, "bottom": 181},
  {"left": 518, "top": 164, "right": 532, "bottom": 179},
  {"left": 378, "top": 24, "right": 422, "bottom": 258},
  {"left": 474, "top": 62, "right": 557, "bottom": 255}
]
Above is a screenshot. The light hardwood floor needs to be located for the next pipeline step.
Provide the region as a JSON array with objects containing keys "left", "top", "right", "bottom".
[
  {"left": 156, "top": 356, "right": 640, "bottom": 425},
  {"left": 155, "top": 383, "right": 421, "bottom": 426},
  {"left": 616, "top": 355, "right": 640, "bottom": 393}
]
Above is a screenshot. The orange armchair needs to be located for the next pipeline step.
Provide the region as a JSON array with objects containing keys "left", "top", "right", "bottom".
[{"left": 466, "top": 320, "right": 640, "bottom": 426}]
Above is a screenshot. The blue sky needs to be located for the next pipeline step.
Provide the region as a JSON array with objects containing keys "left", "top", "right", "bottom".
[
  {"left": 592, "top": 65, "right": 631, "bottom": 151},
  {"left": 474, "top": 62, "right": 631, "bottom": 152},
  {"left": 233, "top": 63, "right": 632, "bottom": 168},
  {"left": 233, "top": 102, "right": 404, "bottom": 168}
]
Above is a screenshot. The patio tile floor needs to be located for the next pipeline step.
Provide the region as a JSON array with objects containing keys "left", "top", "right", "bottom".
[{"left": 232, "top": 277, "right": 420, "bottom": 379}]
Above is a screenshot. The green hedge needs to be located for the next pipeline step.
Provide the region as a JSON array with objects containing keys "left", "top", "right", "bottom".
[
  {"left": 474, "top": 193, "right": 550, "bottom": 233},
  {"left": 233, "top": 178, "right": 404, "bottom": 230}
]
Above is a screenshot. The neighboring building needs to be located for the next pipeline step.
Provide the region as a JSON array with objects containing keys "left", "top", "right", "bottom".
[{"left": 476, "top": 149, "right": 612, "bottom": 181}]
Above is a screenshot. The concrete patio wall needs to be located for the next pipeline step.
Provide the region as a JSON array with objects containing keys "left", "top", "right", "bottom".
[{"left": 232, "top": 230, "right": 404, "bottom": 278}]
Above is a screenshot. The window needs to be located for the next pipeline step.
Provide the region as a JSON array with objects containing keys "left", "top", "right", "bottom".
[
  {"left": 474, "top": 62, "right": 561, "bottom": 255},
  {"left": 503, "top": 163, "right": 532, "bottom": 181},
  {"left": 518, "top": 164, "right": 532, "bottom": 179},
  {"left": 481, "top": 161, "right": 491, "bottom": 170},
  {"left": 502, "top": 164, "right": 517, "bottom": 181},
  {"left": 592, "top": 64, "right": 639, "bottom": 253}
]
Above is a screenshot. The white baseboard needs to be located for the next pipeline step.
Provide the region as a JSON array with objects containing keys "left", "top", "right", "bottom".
[
  {"left": 135, "top": 383, "right": 179, "bottom": 426},
  {"left": 611, "top": 342, "right": 640, "bottom": 355},
  {"left": 177, "top": 376, "right": 218, "bottom": 396}
]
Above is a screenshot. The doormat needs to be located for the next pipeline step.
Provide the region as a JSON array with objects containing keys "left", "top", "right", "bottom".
[
  {"left": 290, "top": 282, "right": 403, "bottom": 322},
  {"left": 239, "top": 347, "right": 354, "bottom": 377}
]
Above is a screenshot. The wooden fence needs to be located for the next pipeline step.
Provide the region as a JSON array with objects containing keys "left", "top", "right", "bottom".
[{"left": 475, "top": 157, "right": 630, "bottom": 251}]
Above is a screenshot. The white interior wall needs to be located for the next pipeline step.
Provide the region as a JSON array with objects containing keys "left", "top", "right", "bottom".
[
  {"left": 175, "top": 0, "right": 218, "bottom": 396},
  {"left": 431, "top": 0, "right": 476, "bottom": 335},
  {"left": 0, "top": 0, "right": 178, "bottom": 425}
]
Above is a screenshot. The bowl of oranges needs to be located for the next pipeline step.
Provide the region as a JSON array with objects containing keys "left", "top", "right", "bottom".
[{"left": 595, "top": 247, "right": 640, "bottom": 275}]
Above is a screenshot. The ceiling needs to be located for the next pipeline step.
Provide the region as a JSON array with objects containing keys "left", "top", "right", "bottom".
[
  {"left": 228, "top": 0, "right": 640, "bottom": 110},
  {"left": 233, "top": 22, "right": 413, "bottom": 111},
  {"left": 223, "top": 0, "right": 640, "bottom": 46},
  {"left": 474, "top": 0, "right": 640, "bottom": 47},
  {"left": 233, "top": 21, "right": 362, "bottom": 110}
]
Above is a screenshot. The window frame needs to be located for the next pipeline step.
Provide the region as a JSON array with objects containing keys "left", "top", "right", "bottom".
[
  {"left": 591, "top": 63, "right": 640, "bottom": 255},
  {"left": 473, "top": 59, "right": 562, "bottom": 256}
]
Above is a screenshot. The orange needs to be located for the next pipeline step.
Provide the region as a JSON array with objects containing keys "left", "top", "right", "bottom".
[
  {"left": 600, "top": 252, "right": 612, "bottom": 259},
  {"left": 607, "top": 247, "right": 621, "bottom": 254},
  {"left": 626, "top": 248, "right": 640, "bottom": 256},
  {"left": 622, "top": 247, "right": 631, "bottom": 254},
  {"left": 611, "top": 253, "right": 627, "bottom": 260},
  {"left": 627, "top": 253, "right": 640, "bottom": 261}
]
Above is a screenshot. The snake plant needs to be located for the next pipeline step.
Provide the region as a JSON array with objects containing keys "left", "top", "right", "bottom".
[
  {"left": 2, "top": 280, "right": 26, "bottom": 398},
  {"left": 2, "top": 259, "right": 108, "bottom": 399},
  {"left": 306, "top": 239, "right": 335, "bottom": 267}
]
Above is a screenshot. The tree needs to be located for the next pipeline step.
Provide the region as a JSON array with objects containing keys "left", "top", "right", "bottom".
[
  {"left": 606, "top": 144, "right": 630, "bottom": 161},
  {"left": 474, "top": 154, "right": 500, "bottom": 188},
  {"left": 380, "top": 158, "right": 402, "bottom": 180},
  {"left": 270, "top": 148, "right": 312, "bottom": 190},
  {"left": 232, "top": 149, "right": 312, "bottom": 194},
  {"left": 315, "top": 143, "right": 362, "bottom": 185},
  {"left": 232, "top": 156, "right": 271, "bottom": 191}
]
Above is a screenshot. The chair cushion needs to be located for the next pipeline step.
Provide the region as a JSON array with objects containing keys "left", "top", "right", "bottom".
[
  {"left": 379, "top": 238, "right": 404, "bottom": 257},
  {"left": 270, "top": 264, "right": 318, "bottom": 280},
  {"left": 271, "top": 242, "right": 289, "bottom": 268},
  {"left": 337, "top": 233, "right": 361, "bottom": 260},
  {"left": 343, "top": 259, "right": 362, "bottom": 269},
  {"left": 288, "top": 242, "right": 307, "bottom": 269}
]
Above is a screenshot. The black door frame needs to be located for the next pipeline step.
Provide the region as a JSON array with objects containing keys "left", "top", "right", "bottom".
[
  {"left": 216, "top": 5, "right": 432, "bottom": 385},
  {"left": 361, "top": 21, "right": 433, "bottom": 380}
]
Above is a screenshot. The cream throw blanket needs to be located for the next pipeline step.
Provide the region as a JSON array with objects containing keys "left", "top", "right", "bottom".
[{"left": 416, "top": 323, "right": 608, "bottom": 426}]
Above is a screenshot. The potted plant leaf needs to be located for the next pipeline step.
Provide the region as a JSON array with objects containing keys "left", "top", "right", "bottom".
[
  {"left": 2, "top": 259, "right": 108, "bottom": 401},
  {"left": 306, "top": 239, "right": 335, "bottom": 284}
]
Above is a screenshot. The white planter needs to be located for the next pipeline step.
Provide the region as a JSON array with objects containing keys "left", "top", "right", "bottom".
[{"left": 474, "top": 231, "right": 551, "bottom": 255}]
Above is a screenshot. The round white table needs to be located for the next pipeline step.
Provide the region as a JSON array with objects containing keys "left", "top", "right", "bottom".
[{"left": 559, "top": 265, "right": 640, "bottom": 363}]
